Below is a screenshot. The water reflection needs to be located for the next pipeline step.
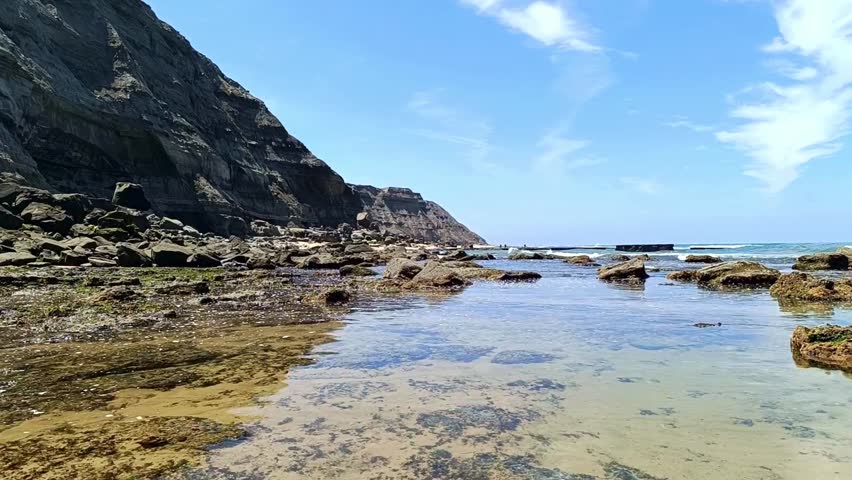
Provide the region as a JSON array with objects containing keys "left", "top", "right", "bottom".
[{"left": 188, "top": 261, "right": 852, "bottom": 480}]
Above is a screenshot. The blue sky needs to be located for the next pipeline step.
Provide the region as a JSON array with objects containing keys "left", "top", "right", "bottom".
[{"left": 145, "top": 0, "right": 852, "bottom": 245}]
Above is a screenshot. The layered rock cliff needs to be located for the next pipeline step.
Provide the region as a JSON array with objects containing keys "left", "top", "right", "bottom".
[
  {"left": 0, "top": 0, "right": 484, "bottom": 244},
  {"left": 0, "top": 0, "right": 361, "bottom": 234},
  {"left": 353, "top": 186, "right": 485, "bottom": 246}
]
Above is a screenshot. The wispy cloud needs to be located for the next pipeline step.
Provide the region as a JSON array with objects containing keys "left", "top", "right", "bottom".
[
  {"left": 460, "top": 0, "right": 601, "bottom": 52},
  {"left": 716, "top": 0, "right": 852, "bottom": 192},
  {"left": 533, "top": 129, "right": 603, "bottom": 174},
  {"left": 620, "top": 177, "right": 661, "bottom": 195},
  {"left": 406, "top": 90, "right": 499, "bottom": 173},
  {"left": 665, "top": 116, "right": 715, "bottom": 133}
]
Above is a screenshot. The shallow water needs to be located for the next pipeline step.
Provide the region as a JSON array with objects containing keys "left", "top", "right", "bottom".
[{"left": 192, "top": 258, "right": 852, "bottom": 479}]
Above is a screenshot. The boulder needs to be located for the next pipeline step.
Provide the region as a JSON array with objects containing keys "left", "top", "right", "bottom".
[
  {"left": 116, "top": 243, "right": 153, "bottom": 267},
  {"left": 159, "top": 217, "right": 185, "bottom": 231},
  {"left": 790, "top": 325, "right": 852, "bottom": 372},
  {"left": 34, "top": 238, "right": 67, "bottom": 254},
  {"left": 668, "top": 261, "right": 780, "bottom": 289},
  {"left": 770, "top": 272, "right": 852, "bottom": 303},
  {"left": 793, "top": 253, "right": 849, "bottom": 271},
  {"left": 563, "top": 255, "right": 598, "bottom": 266},
  {"left": 508, "top": 250, "right": 545, "bottom": 260},
  {"left": 597, "top": 258, "right": 649, "bottom": 282},
  {"left": 151, "top": 241, "right": 193, "bottom": 267},
  {"left": 52, "top": 193, "right": 91, "bottom": 222},
  {"left": 408, "top": 261, "right": 469, "bottom": 289},
  {"left": 684, "top": 255, "right": 722, "bottom": 264},
  {"left": 383, "top": 258, "right": 423, "bottom": 280},
  {"left": 343, "top": 244, "right": 374, "bottom": 255},
  {"left": 318, "top": 288, "right": 352, "bottom": 306},
  {"left": 0, "top": 251, "right": 37, "bottom": 266},
  {"left": 20, "top": 202, "right": 73, "bottom": 234},
  {"left": 112, "top": 182, "right": 151, "bottom": 211},
  {"left": 60, "top": 251, "right": 88, "bottom": 266},
  {"left": 97, "top": 209, "right": 150, "bottom": 232},
  {"left": 64, "top": 237, "right": 99, "bottom": 251},
  {"left": 339, "top": 265, "right": 377, "bottom": 277},
  {"left": 0, "top": 206, "right": 23, "bottom": 229},
  {"left": 187, "top": 253, "right": 222, "bottom": 268},
  {"left": 89, "top": 257, "right": 118, "bottom": 267},
  {"left": 298, "top": 253, "right": 349, "bottom": 269}
]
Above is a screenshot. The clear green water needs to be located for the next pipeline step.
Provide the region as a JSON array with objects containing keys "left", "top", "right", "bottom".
[{"left": 189, "top": 256, "right": 852, "bottom": 479}]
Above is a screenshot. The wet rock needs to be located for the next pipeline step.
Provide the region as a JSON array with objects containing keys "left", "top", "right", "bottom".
[
  {"left": 116, "top": 243, "right": 153, "bottom": 267},
  {"left": 0, "top": 251, "right": 37, "bottom": 266},
  {"left": 339, "top": 265, "right": 377, "bottom": 277},
  {"left": 20, "top": 202, "right": 73, "bottom": 234},
  {"left": 793, "top": 253, "right": 849, "bottom": 271},
  {"left": 409, "top": 261, "right": 469, "bottom": 289},
  {"left": 318, "top": 288, "right": 352, "bottom": 306},
  {"left": 668, "top": 261, "right": 780, "bottom": 289},
  {"left": 491, "top": 350, "right": 556, "bottom": 365},
  {"left": 0, "top": 206, "right": 23, "bottom": 229},
  {"left": 563, "top": 255, "right": 599, "bottom": 266},
  {"left": 770, "top": 272, "right": 852, "bottom": 302},
  {"left": 791, "top": 325, "right": 852, "bottom": 372},
  {"left": 608, "top": 254, "right": 631, "bottom": 262},
  {"left": 246, "top": 255, "right": 276, "bottom": 270},
  {"left": 685, "top": 255, "right": 722, "bottom": 263},
  {"left": 491, "top": 270, "right": 542, "bottom": 282},
  {"left": 151, "top": 241, "right": 193, "bottom": 267},
  {"left": 383, "top": 257, "right": 423, "bottom": 280},
  {"left": 597, "top": 258, "right": 649, "bottom": 282},
  {"left": 694, "top": 322, "right": 722, "bottom": 328},
  {"left": 508, "top": 250, "right": 545, "bottom": 260},
  {"left": 90, "top": 286, "right": 139, "bottom": 303},
  {"left": 112, "top": 182, "right": 150, "bottom": 211},
  {"left": 298, "top": 253, "right": 348, "bottom": 270}
]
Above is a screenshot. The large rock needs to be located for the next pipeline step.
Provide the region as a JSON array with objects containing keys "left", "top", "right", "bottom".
[
  {"left": 684, "top": 255, "right": 721, "bottom": 264},
  {"left": 351, "top": 185, "right": 485, "bottom": 245},
  {"left": 408, "top": 261, "right": 469, "bottom": 288},
  {"left": 597, "top": 258, "right": 649, "bottom": 282},
  {"left": 151, "top": 241, "right": 193, "bottom": 267},
  {"left": 0, "top": 206, "right": 23, "bottom": 229},
  {"left": 0, "top": 251, "right": 37, "bottom": 266},
  {"left": 383, "top": 258, "right": 423, "bottom": 280},
  {"left": 97, "top": 209, "right": 150, "bottom": 232},
  {"left": 508, "top": 250, "right": 545, "bottom": 260},
  {"left": 668, "top": 261, "right": 780, "bottom": 289},
  {"left": 116, "top": 243, "right": 153, "bottom": 267},
  {"left": 112, "top": 182, "right": 150, "bottom": 211},
  {"left": 19, "top": 202, "right": 73, "bottom": 234},
  {"left": 793, "top": 253, "right": 849, "bottom": 271},
  {"left": 770, "top": 272, "right": 852, "bottom": 302},
  {"left": 791, "top": 325, "right": 852, "bottom": 372}
]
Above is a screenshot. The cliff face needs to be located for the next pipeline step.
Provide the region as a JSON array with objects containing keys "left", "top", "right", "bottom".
[
  {"left": 0, "top": 0, "right": 485, "bottom": 244},
  {"left": 353, "top": 185, "right": 485, "bottom": 246},
  {"left": 0, "top": 0, "right": 361, "bottom": 234}
]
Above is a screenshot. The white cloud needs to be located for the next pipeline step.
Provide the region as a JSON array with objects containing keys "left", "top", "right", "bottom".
[
  {"left": 716, "top": 0, "right": 852, "bottom": 192},
  {"left": 665, "top": 117, "right": 715, "bottom": 133},
  {"left": 406, "top": 90, "right": 498, "bottom": 173},
  {"left": 620, "top": 177, "right": 661, "bottom": 195},
  {"left": 460, "top": 0, "right": 600, "bottom": 52},
  {"left": 533, "top": 130, "right": 596, "bottom": 173}
]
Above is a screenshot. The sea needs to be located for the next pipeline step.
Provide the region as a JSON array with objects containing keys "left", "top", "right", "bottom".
[{"left": 185, "top": 243, "right": 852, "bottom": 480}]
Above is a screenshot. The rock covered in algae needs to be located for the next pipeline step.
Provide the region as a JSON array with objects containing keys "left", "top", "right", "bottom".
[{"left": 791, "top": 325, "right": 852, "bottom": 372}]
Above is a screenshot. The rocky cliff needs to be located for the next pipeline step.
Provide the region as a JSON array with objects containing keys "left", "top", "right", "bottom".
[
  {"left": 0, "top": 0, "right": 361, "bottom": 235},
  {"left": 0, "top": 0, "right": 483, "bottom": 244},
  {"left": 353, "top": 185, "right": 485, "bottom": 246}
]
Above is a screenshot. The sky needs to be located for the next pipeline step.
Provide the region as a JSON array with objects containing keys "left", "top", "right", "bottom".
[{"left": 145, "top": 0, "right": 852, "bottom": 245}]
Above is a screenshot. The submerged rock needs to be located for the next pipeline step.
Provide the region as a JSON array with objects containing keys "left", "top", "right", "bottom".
[
  {"left": 597, "top": 258, "right": 649, "bottom": 282},
  {"left": 791, "top": 325, "right": 852, "bottom": 372},
  {"left": 562, "top": 255, "right": 599, "bottom": 266},
  {"left": 793, "top": 253, "right": 849, "bottom": 271},
  {"left": 770, "top": 272, "right": 852, "bottom": 303},
  {"left": 339, "top": 265, "right": 377, "bottom": 277},
  {"left": 684, "top": 254, "right": 721, "bottom": 263},
  {"left": 668, "top": 261, "right": 780, "bottom": 289}
]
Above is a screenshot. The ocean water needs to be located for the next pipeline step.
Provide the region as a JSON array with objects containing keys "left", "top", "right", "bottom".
[{"left": 189, "top": 244, "right": 852, "bottom": 479}]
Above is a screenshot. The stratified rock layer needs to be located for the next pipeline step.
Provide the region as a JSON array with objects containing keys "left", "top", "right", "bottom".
[
  {"left": 352, "top": 186, "right": 485, "bottom": 246},
  {"left": 0, "top": 0, "right": 360, "bottom": 234}
]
